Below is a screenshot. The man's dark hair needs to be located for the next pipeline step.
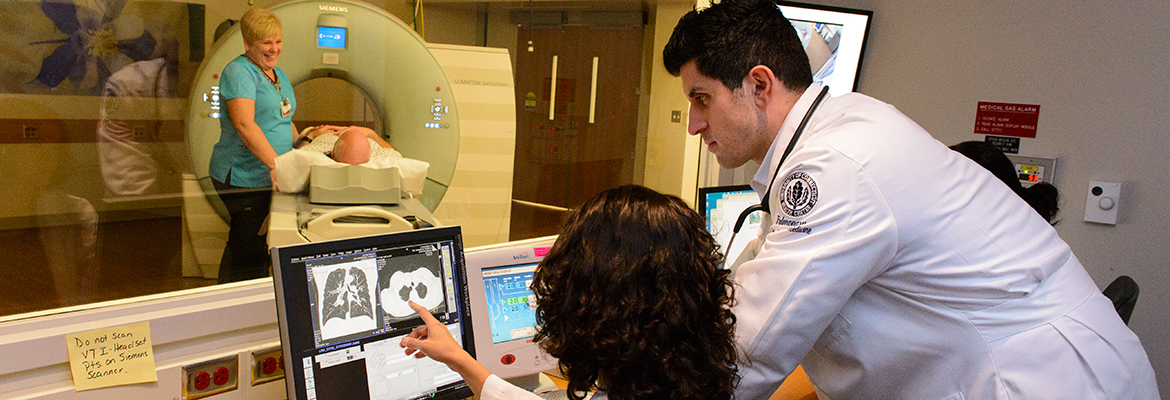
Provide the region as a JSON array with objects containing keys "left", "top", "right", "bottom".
[
  {"left": 532, "top": 185, "right": 738, "bottom": 400},
  {"left": 663, "top": 0, "right": 813, "bottom": 92}
]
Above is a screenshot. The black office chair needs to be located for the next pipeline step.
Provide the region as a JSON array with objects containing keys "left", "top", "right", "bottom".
[{"left": 1102, "top": 275, "right": 1139, "bottom": 325}]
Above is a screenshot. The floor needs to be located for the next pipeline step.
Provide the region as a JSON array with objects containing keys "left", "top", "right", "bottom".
[{"left": 0, "top": 215, "right": 217, "bottom": 317}]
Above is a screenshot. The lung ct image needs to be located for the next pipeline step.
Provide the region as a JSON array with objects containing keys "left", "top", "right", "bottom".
[
  {"left": 379, "top": 252, "right": 446, "bottom": 323},
  {"left": 312, "top": 260, "right": 379, "bottom": 342}
]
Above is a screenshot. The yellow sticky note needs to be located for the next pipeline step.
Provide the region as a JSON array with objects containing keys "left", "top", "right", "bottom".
[{"left": 65, "top": 321, "right": 158, "bottom": 391}]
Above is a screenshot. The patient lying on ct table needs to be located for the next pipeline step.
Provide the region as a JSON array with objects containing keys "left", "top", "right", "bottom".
[
  {"left": 274, "top": 125, "right": 429, "bottom": 196},
  {"left": 296, "top": 125, "right": 404, "bottom": 164}
]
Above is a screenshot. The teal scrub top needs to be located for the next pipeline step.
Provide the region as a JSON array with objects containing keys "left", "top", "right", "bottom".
[{"left": 210, "top": 55, "right": 296, "bottom": 188}]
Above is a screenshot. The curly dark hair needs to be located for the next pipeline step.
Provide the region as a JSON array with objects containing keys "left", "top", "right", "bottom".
[
  {"left": 950, "top": 141, "right": 1060, "bottom": 224},
  {"left": 531, "top": 185, "right": 739, "bottom": 400}
]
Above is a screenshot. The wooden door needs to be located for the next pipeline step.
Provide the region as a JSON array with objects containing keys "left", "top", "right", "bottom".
[{"left": 510, "top": 25, "right": 643, "bottom": 239}]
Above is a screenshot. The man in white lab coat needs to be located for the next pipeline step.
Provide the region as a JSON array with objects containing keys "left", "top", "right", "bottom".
[{"left": 663, "top": 0, "right": 1159, "bottom": 398}]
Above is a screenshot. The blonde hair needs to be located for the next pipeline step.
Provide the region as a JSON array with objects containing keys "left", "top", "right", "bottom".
[{"left": 240, "top": 8, "right": 282, "bottom": 43}]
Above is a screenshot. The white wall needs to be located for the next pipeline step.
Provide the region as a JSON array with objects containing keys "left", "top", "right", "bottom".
[
  {"left": 644, "top": 2, "right": 702, "bottom": 202},
  {"left": 815, "top": 0, "right": 1170, "bottom": 393}
]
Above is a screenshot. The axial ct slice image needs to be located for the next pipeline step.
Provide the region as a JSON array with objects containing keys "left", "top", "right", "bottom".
[{"left": 381, "top": 267, "right": 444, "bottom": 317}]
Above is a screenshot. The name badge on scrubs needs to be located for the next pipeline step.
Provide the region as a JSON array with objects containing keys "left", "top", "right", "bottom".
[{"left": 280, "top": 97, "right": 291, "bottom": 118}]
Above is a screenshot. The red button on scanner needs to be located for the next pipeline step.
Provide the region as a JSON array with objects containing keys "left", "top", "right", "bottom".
[{"left": 501, "top": 354, "right": 516, "bottom": 365}]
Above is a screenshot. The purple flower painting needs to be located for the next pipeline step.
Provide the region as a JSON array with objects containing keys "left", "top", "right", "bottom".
[
  {"left": 33, "top": 0, "right": 157, "bottom": 89},
  {"left": 0, "top": 0, "right": 192, "bottom": 96}
]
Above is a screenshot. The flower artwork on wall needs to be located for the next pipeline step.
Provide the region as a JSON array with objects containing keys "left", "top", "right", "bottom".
[{"left": 3, "top": 0, "right": 201, "bottom": 97}]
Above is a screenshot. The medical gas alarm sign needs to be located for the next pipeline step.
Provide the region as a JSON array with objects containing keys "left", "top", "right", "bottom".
[{"left": 974, "top": 102, "right": 1040, "bottom": 138}]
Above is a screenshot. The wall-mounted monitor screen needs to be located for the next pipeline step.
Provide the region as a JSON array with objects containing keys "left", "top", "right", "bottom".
[
  {"left": 271, "top": 227, "right": 474, "bottom": 400},
  {"left": 779, "top": 1, "right": 873, "bottom": 96},
  {"left": 318, "top": 26, "right": 347, "bottom": 48}
]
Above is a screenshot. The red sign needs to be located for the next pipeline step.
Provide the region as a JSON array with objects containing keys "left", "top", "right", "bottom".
[{"left": 974, "top": 102, "right": 1040, "bottom": 138}]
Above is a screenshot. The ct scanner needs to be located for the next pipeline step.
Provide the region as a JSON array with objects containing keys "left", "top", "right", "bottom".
[{"left": 185, "top": 0, "right": 460, "bottom": 250}]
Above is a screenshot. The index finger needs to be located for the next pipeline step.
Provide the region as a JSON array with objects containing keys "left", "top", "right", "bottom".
[{"left": 409, "top": 301, "right": 441, "bottom": 327}]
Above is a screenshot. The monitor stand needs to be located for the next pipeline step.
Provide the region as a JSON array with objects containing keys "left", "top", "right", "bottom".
[{"left": 505, "top": 372, "right": 559, "bottom": 394}]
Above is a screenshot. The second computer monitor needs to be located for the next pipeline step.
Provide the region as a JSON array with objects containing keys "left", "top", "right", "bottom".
[
  {"left": 699, "top": 185, "right": 762, "bottom": 266},
  {"left": 463, "top": 236, "right": 559, "bottom": 379}
]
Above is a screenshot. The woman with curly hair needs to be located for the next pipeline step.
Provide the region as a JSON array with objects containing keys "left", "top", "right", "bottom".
[
  {"left": 401, "top": 185, "right": 739, "bottom": 400},
  {"left": 949, "top": 141, "right": 1060, "bottom": 223}
]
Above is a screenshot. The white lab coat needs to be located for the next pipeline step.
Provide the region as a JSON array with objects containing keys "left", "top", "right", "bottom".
[
  {"left": 480, "top": 375, "right": 607, "bottom": 400},
  {"left": 731, "top": 84, "right": 1158, "bottom": 400}
]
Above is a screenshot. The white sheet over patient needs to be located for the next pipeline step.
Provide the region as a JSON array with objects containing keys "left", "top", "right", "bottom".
[{"left": 273, "top": 148, "right": 429, "bottom": 196}]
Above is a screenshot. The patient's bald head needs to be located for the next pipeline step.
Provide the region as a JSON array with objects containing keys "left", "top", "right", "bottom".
[{"left": 331, "top": 129, "right": 371, "bottom": 165}]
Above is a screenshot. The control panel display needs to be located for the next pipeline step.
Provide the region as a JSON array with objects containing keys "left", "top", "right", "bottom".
[
  {"left": 317, "top": 26, "right": 346, "bottom": 48},
  {"left": 1016, "top": 164, "right": 1044, "bottom": 184},
  {"left": 482, "top": 263, "right": 538, "bottom": 344},
  {"left": 1006, "top": 154, "right": 1056, "bottom": 189}
]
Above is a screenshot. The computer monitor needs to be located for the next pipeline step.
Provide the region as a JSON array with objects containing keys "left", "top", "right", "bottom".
[
  {"left": 271, "top": 226, "right": 474, "bottom": 400},
  {"left": 464, "top": 236, "right": 559, "bottom": 381},
  {"left": 698, "top": 185, "right": 761, "bottom": 266},
  {"left": 779, "top": 1, "right": 873, "bottom": 97}
]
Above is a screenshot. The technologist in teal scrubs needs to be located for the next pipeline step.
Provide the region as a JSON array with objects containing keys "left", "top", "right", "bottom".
[{"left": 209, "top": 8, "right": 297, "bottom": 283}]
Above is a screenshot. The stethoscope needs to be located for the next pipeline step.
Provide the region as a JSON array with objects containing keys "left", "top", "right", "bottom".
[{"left": 728, "top": 85, "right": 831, "bottom": 257}]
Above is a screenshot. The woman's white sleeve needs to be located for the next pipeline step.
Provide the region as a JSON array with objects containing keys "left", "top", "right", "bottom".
[{"left": 480, "top": 374, "right": 545, "bottom": 400}]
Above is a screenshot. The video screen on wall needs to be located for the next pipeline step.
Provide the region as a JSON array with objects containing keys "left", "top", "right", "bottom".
[{"left": 779, "top": 1, "right": 873, "bottom": 96}]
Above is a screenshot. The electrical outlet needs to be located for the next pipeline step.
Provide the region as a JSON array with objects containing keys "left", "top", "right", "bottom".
[
  {"left": 22, "top": 125, "right": 38, "bottom": 139},
  {"left": 251, "top": 346, "right": 285, "bottom": 386},
  {"left": 182, "top": 355, "right": 239, "bottom": 399},
  {"left": 131, "top": 125, "right": 149, "bottom": 141}
]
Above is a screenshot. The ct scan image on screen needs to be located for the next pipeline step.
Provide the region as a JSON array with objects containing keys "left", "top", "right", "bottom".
[
  {"left": 380, "top": 249, "right": 448, "bottom": 322},
  {"left": 308, "top": 254, "right": 380, "bottom": 347},
  {"left": 482, "top": 263, "right": 538, "bottom": 344},
  {"left": 272, "top": 227, "right": 474, "bottom": 400}
]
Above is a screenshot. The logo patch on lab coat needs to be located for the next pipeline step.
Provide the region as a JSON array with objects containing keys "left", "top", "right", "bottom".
[{"left": 780, "top": 171, "right": 818, "bottom": 218}]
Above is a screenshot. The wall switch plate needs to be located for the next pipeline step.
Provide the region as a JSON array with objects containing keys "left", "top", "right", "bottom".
[
  {"left": 251, "top": 346, "right": 285, "bottom": 386},
  {"left": 182, "top": 355, "right": 239, "bottom": 399},
  {"left": 1084, "top": 181, "right": 1121, "bottom": 225}
]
